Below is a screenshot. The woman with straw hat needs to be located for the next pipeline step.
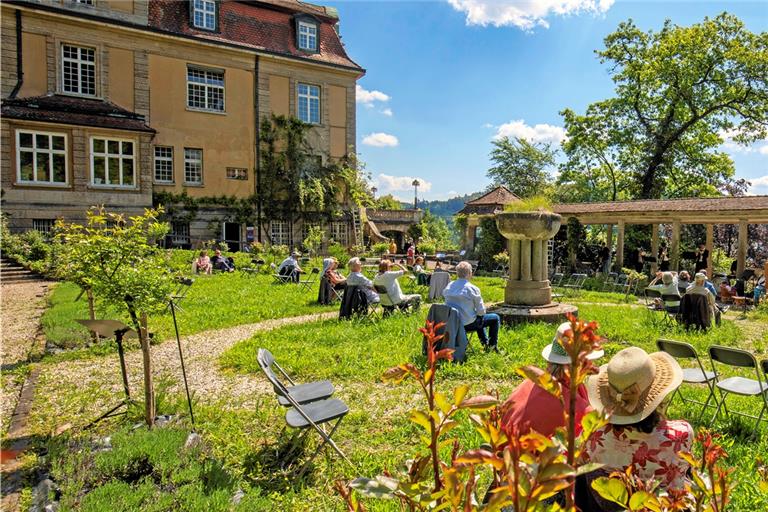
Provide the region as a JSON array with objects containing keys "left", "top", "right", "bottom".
[
  {"left": 502, "top": 322, "right": 604, "bottom": 438},
  {"left": 584, "top": 346, "right": 693, "bottom": 493}
]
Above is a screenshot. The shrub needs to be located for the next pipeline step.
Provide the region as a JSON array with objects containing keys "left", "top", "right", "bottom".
[
  {"left": 475, "top": 217, "right": 505, "bottom": 270},
  {"left": 371, "top": 242, "right": 389, "bottom": 256},
  {"left": 503, "top": 196, "right": 552, "bottom": 212},
  {"left": 327, "top": 242, "right": 349, "bottom": 266},
  {"left": 416, "top": 239, "right": 436, "bottom": 256}
]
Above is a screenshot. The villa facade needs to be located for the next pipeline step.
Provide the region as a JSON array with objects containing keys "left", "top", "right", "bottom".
[{"left": 1, "top": 0, "right": 363, "bottom": 249}]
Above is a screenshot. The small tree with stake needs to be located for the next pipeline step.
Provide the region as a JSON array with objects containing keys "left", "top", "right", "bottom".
[{"left": 55, "top": 206, "right": 174, "bottom": 427}]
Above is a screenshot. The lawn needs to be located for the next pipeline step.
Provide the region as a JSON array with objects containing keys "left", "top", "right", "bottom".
[{"left": 35, "top": 293, "right": 768, "bottom": 511}]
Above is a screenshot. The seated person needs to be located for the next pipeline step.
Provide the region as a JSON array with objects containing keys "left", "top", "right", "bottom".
[
  {"left": 433, "top": 261, "right": 448, "bottom": 272},
  {"left": 646, "top": 271, "right": 680, "bottom": 310},
  {"left": 346, "top": 257, "right": 380, "bottom": 304},
  {"left": 277, "top": 251, "right": 303, "bottom": 282},
  {"left": 677, "top": 270, "right": 691, "bottom": 292},
  {"left": 323, "top": 257, "right": 346, "bottom": 290},
  {"left": 442, "top": 261, "right": 500, "bottom": 352},
  {"left": 584, "top": 347, "right": 692, "bottom": 495},
  {"left": 754, "top": 269, "right": 766, "bottom": 305},
  {"left": 413, "top": 256, "right": 431, "bottom": 285},
  {"left": 719, "top": 280, "right": 737, "bottom": 301},
  {"left": 373, "top": 259, "right": 421, "bottom": 310},
  {"left": 686, "top": 272, "right": 719, "bottom": 325},
  {"left": 193, "top": 250, "right": 212, "bottom": 275},
  {"left": 692, "top": 269, "right": 718, "bottom": 299},
  {"left": 211, "top": 248, "right": 235, "bottom": 272},
  {"left": 502, "top": 322, "right": 603, "bottom": 437}
]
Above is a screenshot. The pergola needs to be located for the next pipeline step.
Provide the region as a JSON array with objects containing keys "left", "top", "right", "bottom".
[
  {"left": 553, "top": 196, "right": 768, "bottom": 276},
  {"left": 457, "top": 186, "right": 520, "bottom": 249}
]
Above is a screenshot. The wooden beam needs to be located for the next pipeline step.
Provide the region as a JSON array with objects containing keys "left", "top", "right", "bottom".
[
  {"left": 671, "top": 220, "right": 681, "bottom": 271},
  {"left": 615, "top": 220, "right": 625, "bottom": 272},
  {"left": 651, "top": 224, "right": 659, "bottom": 274},
  {"left": 737, "top": 220, "right": 748, "bottom": 276},
  {"left": 705, "top": 224, "right": 714, "bottom": 278}
]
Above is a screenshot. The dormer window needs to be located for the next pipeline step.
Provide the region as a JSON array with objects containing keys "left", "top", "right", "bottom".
[
  {"left": 297, "top": 19, "right": 318, "bottom": 52},
  {"left": 191, "top": 0, "right": 217, "bottom": 31}
]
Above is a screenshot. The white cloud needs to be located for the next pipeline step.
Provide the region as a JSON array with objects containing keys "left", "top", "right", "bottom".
[
  {"left": 447, "top": 0, "right": 615, "bottom": 30},
  {"left": 375, "top": 174, "right": 433, "bottom": 194},
  {"left": 493, "top": 119, "right": 567, "bottom": 144},
  {"left": 381, "top": 108, "right": 393, "bottom": 117},
  {"left": 356, "top": 84, "right": 390, "bottom": 106},
  {"left": 717, "top": 128, "right": 768, "bottom": 154},
  {"left": 362, "top": 132, "right": 399, "bottom": 147},
  {"left": 747, "top": 175, "right": 768, "bottom": 195},
  {"left": 759, "top": 145, "right": 768, "bottom": 155}
]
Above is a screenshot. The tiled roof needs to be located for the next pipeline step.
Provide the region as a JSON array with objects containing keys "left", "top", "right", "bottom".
[
  {"left": 148, "top": 0, "right": 363, "bottom": 71},
  {"left": 553, "top": 196, "right": 768, "bottom": 215},
  {"left": 457, "top": 186, "right": 520, "bottom": 215},
  {"left": 1, "top": 94, "right": 154, "bottom": 133}
]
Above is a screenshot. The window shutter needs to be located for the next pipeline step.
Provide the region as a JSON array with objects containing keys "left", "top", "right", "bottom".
[
  {"left": 215, "top": 0, "right": 220, "bottom": 32},
  {"left": 188, "top": 0, "right": 194, "bottom": 26}
]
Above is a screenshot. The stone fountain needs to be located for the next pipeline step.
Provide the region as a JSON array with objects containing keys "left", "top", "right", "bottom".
[{"left": 488, "top": 210, "right": 578, "bottom": 325}]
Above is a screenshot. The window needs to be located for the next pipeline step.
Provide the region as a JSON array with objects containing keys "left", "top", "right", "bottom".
[
  {"left": 187, "top": 67, "right": 224, "bottom": 112},
  {"left": 170, "top": 221, "right": 191, "bottom": 246},
  {"left": 330, "top": 221, "right": 348, "bottom": 246},
  {"left": 297, "top": 83, "right": 320, "bottom": 124},
  {"left": 61, "top": 44, "right": 95, "bottom": 96},
  {"left": 270, "top": 220, "right": 291, "bottom": 246},
  {"left": 192, "top": 0, "right": 217, "bottom": 30},
  {"left": 16, "top": 130, "right": 67, "bottom": 185},
  {"left": 91, "top": 138, "right": 135, "bottom": 187},
  {"left": 154, "top": 146, "right": 174, "bottom": 183},
  {"left": 74, "top": 0, "right": 94, "bottom": 5},
  {"left": 297, "top": 20, "right": 318, "bottom": 51},
  {"left": 33, "top": 219, "right": 55, "bottom": 234},
  {"left": 226, "top": 167, "right": 248, "bottom": 180},
  {"left": 184, "top": 148, "right": 203, "bottom": 184}
]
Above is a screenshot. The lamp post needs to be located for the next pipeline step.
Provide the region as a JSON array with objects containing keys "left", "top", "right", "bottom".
[
  {"left": 371, "top": 186, "right": 377, "bottom": 200},
  {"left": 412, "top": 179, "right": 420, "bottom": 209}
]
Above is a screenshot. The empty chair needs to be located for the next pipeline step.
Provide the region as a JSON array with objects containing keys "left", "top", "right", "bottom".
[
  {"left": 298, "top": 267, "right": 320, "bottom": 292},
  {"left": 656, "top": 339, "right": 718, "bottom": 422},
  {"left": 708, "top": 345, "right": 768, "bottom": 433},
  {"left": 257, "top": 348, "right": 334, "bottom": 406}
]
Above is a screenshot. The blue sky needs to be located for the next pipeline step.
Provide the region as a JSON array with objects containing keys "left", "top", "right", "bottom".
[{"left": 334, "top": 0, "right": 768, "bottom": 201}]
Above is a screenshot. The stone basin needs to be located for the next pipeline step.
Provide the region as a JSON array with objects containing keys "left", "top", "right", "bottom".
[{"left": 495, "top": 211, "right": 561, "bottom": 241}]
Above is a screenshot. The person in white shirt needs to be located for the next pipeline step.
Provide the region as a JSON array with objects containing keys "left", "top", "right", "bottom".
[
  {"left": 373, "top": 260, "right": 421, "bottom": 310},
  {"left": 442, "top": 261, "right": 500, "bottom": 352},
  {"left": 277, "top": 251, "right": 303, "bottom": 282},
  {"left": 346, "top": 257, "right": 380, "bottom": 304},
  {"left": 646, "top": 271, "right": 680, "bottom": 309}
]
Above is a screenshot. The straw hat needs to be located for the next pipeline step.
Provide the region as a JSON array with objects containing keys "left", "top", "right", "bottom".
[
  {"left": 541, "top": 322, "right": 604, "bottom": 365},
  {"left": 586, "top": 347, "right": 682, "bottom": 425}
]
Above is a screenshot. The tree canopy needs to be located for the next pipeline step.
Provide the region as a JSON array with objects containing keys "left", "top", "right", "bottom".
[
  {"left": 559, "top": 13, "right": 768, "bottom": 199},
  {"left": 487, "top": 136, "right": 557, "bottom": 198}
]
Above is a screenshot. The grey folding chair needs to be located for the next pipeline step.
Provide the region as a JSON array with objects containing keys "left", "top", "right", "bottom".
[
  {"left": 257, "top": 349, "right": 335, "bottom": 406},
  {"left": 644, "top": 289, "right": 663, "bottom": 326},
  {"left": 298, "top": 267, "right": 320, "bottom": 292},
  {"left": 708, "top": 345, "right": 768, "bottom": 433},
  {"left": 656, "top": 339, "right": 718, "bottom": 423},
  {"left": 169, "top": 277, "right": 194, "bottom": 311},
  {"left": 256, "top": 349, "right": 351, "bottom": 477}
]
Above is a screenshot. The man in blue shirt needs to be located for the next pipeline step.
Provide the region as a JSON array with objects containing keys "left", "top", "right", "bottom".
[{"left": 442, "top": 261, "right": 501, "bottom": 352}]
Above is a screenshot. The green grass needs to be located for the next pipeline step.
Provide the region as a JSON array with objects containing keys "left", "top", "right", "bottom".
[{"left": 41, "top": 271, "right": 337, "bottom": 359}]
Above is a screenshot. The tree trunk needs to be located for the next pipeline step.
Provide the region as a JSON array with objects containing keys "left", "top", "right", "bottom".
[
  {"left": 86, "top": 288, "right": 97, "bottom": 344},
  {"left": 128, "top": 306, "right": 155, "bottom": 427}
]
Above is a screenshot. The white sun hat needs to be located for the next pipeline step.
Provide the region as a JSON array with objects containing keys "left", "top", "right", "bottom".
[{"left": 541, "top": 321, "right": 604, "bottom": 365}]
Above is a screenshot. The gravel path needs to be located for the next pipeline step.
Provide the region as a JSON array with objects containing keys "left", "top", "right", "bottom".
[
  {"left": 1, "top": 277, "right": 50, "bottom": 433},
  {"left": 28, "top": 310, "right": 338, "bottom": 431}
]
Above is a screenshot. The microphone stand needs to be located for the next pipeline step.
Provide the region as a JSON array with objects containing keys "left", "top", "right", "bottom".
[{"left": 169, "top": 298, "right": 195, "bottom": 428}]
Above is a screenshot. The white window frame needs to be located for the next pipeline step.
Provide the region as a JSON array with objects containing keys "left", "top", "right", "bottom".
[
  {"left": 73, "top": 0, "right": 94, "bottom": 5},
  {"left": 186, "top": 66, "right": 225, "bottom": 112},
  {"left": 90, "top": 137, "right": 137, "bottom": 188},
  {"left": 33, "top": 219, "right": 56, "bottom": 234},
  {"left": 61, "top": 44, "right": 96, "bottom": 97},
  {"left": 298, "top": 20, "right": 318, "bottom": 51},
  {"left": 192, "top": 0, "right": 217, "bottom": 30},
  {"left": 297, "top": 83, "right": 320, "bottom": 124},
  {"left": 184, "top": 148, "right": 204, "bottom": 185},
  {"left": 154, "top": 146, "right": 174, "bottom": 184},
  {"left": 15, "top": 129, "right": 69, "bottom": 186},
  {"left": 226, "top": 167, "right": 248, "bottom": 180},
  {"left": 330, "top": 221, "right": 348, "bottom": 246},
  {"left": 270, "top": 220, "right": 291, "bottom": 246}
]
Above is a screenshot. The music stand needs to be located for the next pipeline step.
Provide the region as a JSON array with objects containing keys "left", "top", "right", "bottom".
[{"left": 76, "top": 319, "right": 136, "bottom": 428}]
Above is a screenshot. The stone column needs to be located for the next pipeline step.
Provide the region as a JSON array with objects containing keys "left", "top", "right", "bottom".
[
  {"left": 508, "top": 239, "right": 520, "bottom": 280},
  {"left": 705, "top": 224, "right": 714, "bottom": 278},
  {"left": 651, "top": 224, "right": 659, "bottom": 274},
  {"left": 615, "top": 221, "right": 625, "bottom": 272},
  {"left": 671, "top": 220, "right": 681, "bottom": 271},
  {"left": 737, "top": 220, "right": 748, "bottom": 276}
]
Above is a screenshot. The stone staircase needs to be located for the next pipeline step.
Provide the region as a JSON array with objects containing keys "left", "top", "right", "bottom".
[{"left": 0, "top": 257, "right": 39, "bottom": 285}]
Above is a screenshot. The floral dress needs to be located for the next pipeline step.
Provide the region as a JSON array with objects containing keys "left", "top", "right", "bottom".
[{"left": 585, "top": 419, "right": 694, "bottom": 492}]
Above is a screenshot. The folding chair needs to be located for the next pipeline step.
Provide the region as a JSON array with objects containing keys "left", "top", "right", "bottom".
[
  {"left": 644, "top": 288, "right": 663, "bottom": 326},
  {"left": 708, "top": 345, "right": 768, "bottom": 433},
  {"left": 373, "top": 284, "right": 414, "bottom": 317},
  {"left": 661, "top": 294, "right": 681, "bottom": 326},
  {"left": 256, "top": 350, "right": 351, "bottom": 477},
  {"left": 562, "top": 273, "right": 587, "bottom": 297},
  {"left": 656, "top": 339, "right": 718, "bottom": 423},
  {"left": 298, "top": 267, "right": 320, "bottom": 292},
  {"left": 257, "top": 349, "right": 335, "bottom": 405},
  {"left": 169, "top": 277, "right": 194, "bottom": 311}
]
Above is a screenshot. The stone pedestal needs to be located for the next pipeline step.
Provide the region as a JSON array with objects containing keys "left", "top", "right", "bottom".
[{"left": 489, "top": 211, "right": 578, "bottom": 325}]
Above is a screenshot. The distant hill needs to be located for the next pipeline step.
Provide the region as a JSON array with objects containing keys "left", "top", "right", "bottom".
[{"left": 400, "top": 192, "right": 484, "bottom": 219}]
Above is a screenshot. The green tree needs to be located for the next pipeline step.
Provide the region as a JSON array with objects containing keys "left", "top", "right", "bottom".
[
  {"left": 561, "top": 13, "right": 768, "bottom": 199},
  {"left": 487, "top": 136, "right": 556, "bottom": 198},
  {"left": 420, "top": 210, "right": 457, "bottom": 250},
  {"left": 55, "top": 207, "right": 175, "bottom": 427},
  {"left": 374, "top": 194, "right": 403, "bottom": 210}
]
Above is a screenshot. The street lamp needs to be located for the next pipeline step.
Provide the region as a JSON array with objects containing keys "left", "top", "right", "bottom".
[
  {"left": 412, "top": 179, "right": 420, "bottom": 209},
  {"left": 371, "top": 186, "right": 377, "bottom": 200}
]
